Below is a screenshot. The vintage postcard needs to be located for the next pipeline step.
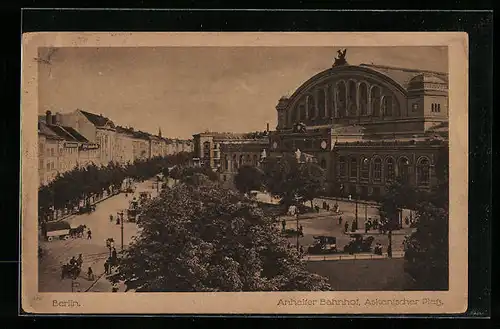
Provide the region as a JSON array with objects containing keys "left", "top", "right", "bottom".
[{"left": 21, "top": 32, "right": 468, "bottom": 314}]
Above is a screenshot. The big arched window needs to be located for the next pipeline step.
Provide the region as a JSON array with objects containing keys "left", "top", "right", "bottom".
[
  {"left": 360, "top": 157, "right": 369, "bottom": 181},
  {"left": 359, "top": 83, "right": 368, "bottom": 115},
  {"left": 370, "top": 86, "right": 381, "bottom": 116},
  {"left": 348, "top": 80, "right": 357, "bottom": 116},
  {"left": 417, "top": 157, "right": 431, "bottom": 186},
  {"left": 398, "top": 157, "right": 410, "bottom": 183},
  {"left": 338, "top": 156, "right": 347, "bottom": 178},
  {"left": 317, "top": 89, "right": 326, "bottom": 118},
  {"left": 307, "top": 95, "right": 315, "bottom": 119},
  {"left": 382, "top": 95, "right": 393, "bottom": 116},
  {"left": 337, "top": 81, "right": 347, "bottom": 117},
  {"left": 372, "top": 157, "right": 382, "bottom": 182},
  {"left": 386, "top": 157, "right": 395, "bottom": 182},
  {"left": 349, "top": 157, "right": 358, "bottom": 180}
]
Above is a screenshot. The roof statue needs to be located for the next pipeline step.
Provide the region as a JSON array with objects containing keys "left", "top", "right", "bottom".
[{"left": 333, "top": 48, "right": 348, "bottom": 67}]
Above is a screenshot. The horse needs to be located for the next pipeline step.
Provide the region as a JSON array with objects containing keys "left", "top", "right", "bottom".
[
  {"left": 61, "top": 263, "right": 81, "bottom": 280},
  {"left": 69, "top": 225, "right": 87, "bottom": 238}
]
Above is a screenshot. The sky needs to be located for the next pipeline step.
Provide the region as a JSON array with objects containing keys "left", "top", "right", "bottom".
[{"left": 38, "top": 46, "right": 448, "bottom": 139}]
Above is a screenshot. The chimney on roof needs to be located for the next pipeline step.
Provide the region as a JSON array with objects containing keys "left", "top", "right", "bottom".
[
  {"left": 266, "top": 122, "right": 269, "bottom": 132},
  {"left": 45, "top": 110, "right": 52, "bottom": 125}
]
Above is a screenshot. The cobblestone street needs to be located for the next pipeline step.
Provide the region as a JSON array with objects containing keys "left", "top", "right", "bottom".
[{"left": 38, "top": 179, "right": 158, "bottom": 292}]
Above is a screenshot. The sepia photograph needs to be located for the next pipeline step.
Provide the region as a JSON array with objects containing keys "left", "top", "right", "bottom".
[{"left": 21, "top": 32, "right": 468, "bottom": 314}]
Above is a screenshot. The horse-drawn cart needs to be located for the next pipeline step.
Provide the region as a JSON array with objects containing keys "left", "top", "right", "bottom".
[{"left": 43, "top": 221, "right": 72, "bottom": 242}]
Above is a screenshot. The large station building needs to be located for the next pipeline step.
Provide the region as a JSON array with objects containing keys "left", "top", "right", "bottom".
[{"left": 194, "top": 51, "right": 449, "bottom": 198}]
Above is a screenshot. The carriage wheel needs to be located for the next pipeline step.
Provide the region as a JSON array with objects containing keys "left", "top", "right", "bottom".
[
  {"left": 63, "top": 235, "right": 70, "bottom": 240},
  {"left": 47, "top": 236, "right": 53, "bottom": 242}
]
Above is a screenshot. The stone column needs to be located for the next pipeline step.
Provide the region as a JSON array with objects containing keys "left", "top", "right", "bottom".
[
  {"left": 367, "top": 84, "right": 372, "bottom": 115},
  {"left": 324, "top": 86, "right": 329, "bottom": 118},
  {"left": 356, "top": 82, "right": 360, "bottom": 117},
  {"left": 333, "top": 85, "right": 339, "bottom": 118},
  {"left": 305, "top": 96, "right": 309, "bottom": 120}
]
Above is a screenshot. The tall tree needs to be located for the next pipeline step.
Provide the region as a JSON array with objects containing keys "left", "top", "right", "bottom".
[
  {"left": 111, "top": 181, "right": 331, "bottom": 292},
  {"left": 403, "top": 201, "right": 449, "bottom": 290},
  {"left": 263, "top": 155, "right": 326, "bottom": 209},
  {"left": 234, "top": 165, "right": 265, "bottom": 194}
]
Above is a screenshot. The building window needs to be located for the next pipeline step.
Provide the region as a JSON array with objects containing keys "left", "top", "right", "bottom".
[
  {"left": 203, "top": 141, "right": 210, "bottom": 159},
  {"left": 246, "top": 154, "right": 251, "bottom": 164},
  {"left": 46, "top": 162, "right": 50, "bottom": 171},
  {"left": 431, "top": 103, "right": 441, "bottom": 113},
  {"left": 223, "top": 175, "right": 227, "bottom": 182},
  {"left": 239, "top": 155, "right": 244, "bottom": 166},
  {"left": 417, "top": 157, "right": 431, "bottom": 186},
  {"left": 253, "top": 154, "right": 258, "bottom": 166},
  {"left": 349, "top": 157, "right": 358, "bottom": 180},
  {"left": 386, "top": 157, "right": 395, "bottom": 181},
  {"left": 382, "top": 95, "right": 393, "bottom": 116},
  {"left": 398, "top": 157, "right": 410, "bottom": 183},
  {"left": 372, "top": 157, "right": 382, "bottom": 182},
  {"left": 320, "top": 158, "right": 327, "bottom": 169},
  {"left": 224, "top": 155, "right": 229, "bottom": 171},
  {"left": 360, "top": 157, "right": 369, "bottom": 181},
  {"left": 51, "top": 148, "right": 55, "bottom": 157},
  {"left": 338, "top": 156, "right": 347, "bottom": 178}
]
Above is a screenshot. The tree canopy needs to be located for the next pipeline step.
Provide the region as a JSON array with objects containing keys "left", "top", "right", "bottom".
[
  {"left": 263, "top": 155, "right": 326, "bottom": 209},
  {"left": 233, "top": 165, "right": 265, "bottom": 194},
  {"left": 111, "top": 181, "right": 331, "bottom": 292}
]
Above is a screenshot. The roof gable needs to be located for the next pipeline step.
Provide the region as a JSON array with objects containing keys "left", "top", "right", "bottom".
[{"left": 79, "top": 110, "right": 115, "bottom": 128}]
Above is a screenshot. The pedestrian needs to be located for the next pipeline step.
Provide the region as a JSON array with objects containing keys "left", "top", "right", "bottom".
[
  {"left": 87, "top": 229, "right": 92, "bottom": 240},
  {"left": 404, "top": 216, "right": 409, "bottom": 226},
  {"left": 338, "top": 216, "right": 343, "bottom": 225},
  {"left": 112, "top": 247, "right": 117, "bottom": 262},
  {"left": 116, "top": 217, "right": 120, "bottom": 225},
  {"left": 326, "top": 204, "right": 330, "bottom": 212},
  {"left": 281, "top": 219, "right": 286, "bottom": 232},
  {"left": 112, "top": 282, "right": 119, "bottom": 292},
  {"left": 110, "top": 214, "right": 113, "bottom": 223},
  {"left": 299, "top": 225, "right": 304, "bottom": 237},
  {"left": 351, "top": 220, "right": 356, "bottom": 232},
  {"left": 104, "top": 260, "right": 110, "bottom": 275},
  {"left": 77, "top": 254, "right": 83, "bottom": 267},
  {"left": 344, "top": 221, "right": 349, "bottom": 233},
  {"left": 299, "top": 245, "right": 304, "bottom": 254},
  {"left": 364, "top": 221, "right": 368, "bottom": 234},
  {"left": 87, "top": 267, "right": 94, "bottom": 280},
  {"left": 69, "top": 256, "right": 77, "bottom": 266},
  {"left": 348, "top": 194, "right": 352, "bottom": 201},
  {"left": 125, "top": 193, "right": 128, "bottom": 198}
]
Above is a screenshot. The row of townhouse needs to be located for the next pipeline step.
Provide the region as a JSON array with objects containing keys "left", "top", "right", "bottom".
[{"left": 38, "top": 109, "right": 194, "bottom": 186}]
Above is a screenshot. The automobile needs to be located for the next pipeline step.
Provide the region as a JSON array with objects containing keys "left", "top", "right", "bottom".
[
  {"left": 42, "top": 220, "right": 72, "bottom": 242},
  {"left": 343, "top": 234, "right": 375, "bottom": 254},
  {"left": 307, "top": 236, "right": 338, "bottom": 254}
]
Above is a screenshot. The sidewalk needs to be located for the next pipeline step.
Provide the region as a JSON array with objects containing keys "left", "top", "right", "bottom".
[
  {"left": 48, "top": 192, "right": 121, "bottom": 223},
  {"left": 304, "top": 251, "right": 405, "bottom": 262},
  {"left": 342, "top": 228, "right": 415, "bottom": 236}
]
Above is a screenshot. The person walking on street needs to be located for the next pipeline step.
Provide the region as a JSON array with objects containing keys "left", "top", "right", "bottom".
[
  {"left": 344, "top": 221, "right": 349, "bottom": 233},
  {"left": 112, "top": 247, "right": 117, "bottom": 263},
  {"left": 87, "top": 267, "right": 94, "bottom": 281},
  {"left": 87, "top": 229, "right": 92, "bottom": 240},
  {"left": 338, "top": 216, "right": 343, "bottom": 225},
  {"left": 104, "top": 260, "right": 110, "bottom": 275},
  {"left": 110, "top": 214, "right": 114, "bottom": 223}
]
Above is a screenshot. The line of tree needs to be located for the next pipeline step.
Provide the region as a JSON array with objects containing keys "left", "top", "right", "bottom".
[
  {"left": 379, "top": 146, "right": 449, "bottom": 290},
  {"left": 38, "top": 152, "right": 193, "bottom": 223},
  {"left": 111, "top": 170, "right": 331, "bottom": 292}
]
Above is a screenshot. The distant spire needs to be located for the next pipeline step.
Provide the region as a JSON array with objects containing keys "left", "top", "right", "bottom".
[{"left": 158, "top": 127, "right": 162, "bottom": 138}]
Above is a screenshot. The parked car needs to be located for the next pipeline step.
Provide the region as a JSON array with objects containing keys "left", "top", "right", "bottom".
[
  {"left": 343, "top": 234, "right": 375, "bottom": 254},
  {"left": 308, "top": 236, "right": 338, "bottom": 254}
]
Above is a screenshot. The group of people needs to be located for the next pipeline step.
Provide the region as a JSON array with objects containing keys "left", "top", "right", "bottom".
[
  {"left": 364, "top": 218, "right": 381, "bottom": 233},
  {"left": 341, "top": 218, "right": 359, "bottom": 233},
  {"left": 64, "top": 254, "right": 94, "bottom": 281}
]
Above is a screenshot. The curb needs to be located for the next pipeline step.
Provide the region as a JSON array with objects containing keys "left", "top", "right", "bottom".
[{"left": 49, "top": 192, "right": 121, "bottom": 223}]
